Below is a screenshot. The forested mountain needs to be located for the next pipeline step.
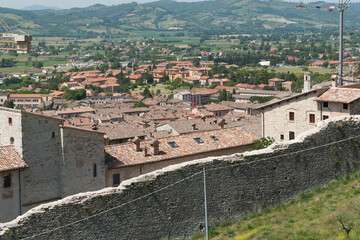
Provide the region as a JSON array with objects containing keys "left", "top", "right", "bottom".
[{"left": 0, "top": 0, "right": 359, "bottom": 37}]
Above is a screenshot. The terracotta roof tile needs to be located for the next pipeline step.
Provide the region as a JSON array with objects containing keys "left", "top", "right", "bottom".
[{"left": 0, "top": 146, "right": 28, "bottom": 173}]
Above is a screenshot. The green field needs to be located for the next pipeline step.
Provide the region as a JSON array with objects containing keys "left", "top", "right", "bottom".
[
  {"left": 131, "top": 83, "right": 191, "bottom": 96},
  {"left": 247, "top": 67, "right": 333, "bottom": 75},
  {"left": 190, "top": 173, "right": 360, "bottom": 240}
]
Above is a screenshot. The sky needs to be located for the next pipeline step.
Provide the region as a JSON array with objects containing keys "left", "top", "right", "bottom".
[{"left": 2, "top": 0, "right": 359, "bottom": 10}]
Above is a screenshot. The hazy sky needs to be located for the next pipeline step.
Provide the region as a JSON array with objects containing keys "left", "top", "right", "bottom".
[
  {"left": 2, "top": 0, "right": 359, "bottom": 10},
  {"left": 3, "top": 0, "right": 204, "bottom": 9}
]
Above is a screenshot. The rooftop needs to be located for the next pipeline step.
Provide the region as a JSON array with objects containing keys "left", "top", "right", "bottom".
[
  {"left": 0, "top": 146, "right": 28, "bottom": 173},
  {"left": 316, "top": 87, "right": 360, "bottom": 104},
  {"left": 105, "top": 126, "right": 258, "bottom": 168}
]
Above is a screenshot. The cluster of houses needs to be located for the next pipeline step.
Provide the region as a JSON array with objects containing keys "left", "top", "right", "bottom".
[{"left": 3, "top": 68, "right": 360, "bottom": 223}]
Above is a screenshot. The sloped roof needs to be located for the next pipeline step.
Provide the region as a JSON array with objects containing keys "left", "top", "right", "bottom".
[
  {"left": 0, "top": 146, "right": 28, "bottom": 173},
  {"left": 316, "top": 87, "right": 360, "bottom": 103},
  {"left": 105, "top": 126, "right": 258, "bottom": 168}
]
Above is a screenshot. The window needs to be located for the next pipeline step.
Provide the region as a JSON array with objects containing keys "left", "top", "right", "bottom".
[
  {"left": 113, "top": 174, "right": 120, "bottom": 186},
  {"left": 168, "top": 141, "right": 179, "bottom": 148},
  {"left": 10, "top": 137, "right": 14, "bottom": 145},
  {"left": 289, "top": 131, "right": 295, "bottom": 140},
  {"left": 323, "top": 102, "right": 328, "bottom": 108},
  {"left": 3, "top": 174, "right": 11, "bottom": 188},
  {"left": 194, "top": 137, "right": 204, "bottom": 144},
  {"left": 323, "top": 115, "right": 329, "bottom": 120},
  {"left": 93, "top": 164, "right": 97, "bottom": 178},
  {"left": 309, "top": 114, "right": 315, "bottom": 124},
  {"left": 289, "top": 112, "right": 295, "bottom": 121},
  {"left": 8, "top": 118, "right": 12, "bottom": 126},
  {"left": 211, "top": 136, "right": 219, "bottom": 141},
  {"left": 280, "top": 134, "right": 284, "bottom": 140},
  {"left": 343, "top": 103, "right": 348, "bottom": 110},
  {"left": 52, "top": 132, "right": 55, "bottom": 138}
]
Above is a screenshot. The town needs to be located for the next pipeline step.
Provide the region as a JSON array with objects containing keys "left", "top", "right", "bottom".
[{"left": 1, "top": 0, "right": 360, "bottom": 239}]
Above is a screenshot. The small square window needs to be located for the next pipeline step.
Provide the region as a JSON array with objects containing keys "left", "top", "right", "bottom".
[
  {"left": 343, "top": 103, "right": 348, "bottom": 110},
  {"left": 194, "top": 137, "right": 204, "bottom": 144},
  {"left": 113, "top": 174, "right": 120, "bottom": 186},
  {"left": 309, "top": 114, "right": 315, "bottom": 124},
  {"left": 168, "top": 141, "right": 179, "bottom": 148},
  {"left": 323, "top": 115, "right": 329, "bottom": 120},
  {"left": 3, "top": 174, "right": 11, "bottom": 188},
  {"left": 323, "top": 102, "right": 328, "bottom": 108},
  {"left": 280, "top": 134, "right": 284, "bottom": 140},
  {"left": 211, "top": 136, "right": 219, "bottom": 141}
]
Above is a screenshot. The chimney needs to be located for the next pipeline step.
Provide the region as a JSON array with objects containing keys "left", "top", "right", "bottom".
[
  {"left": 151, "top": 139, "right": 160, "bottom": 155},
  {"left": 144, "top": 146, "right": 148, "bottom": 157},
  {"left": 133, "top": 137, "right": 141, "bottom": 152},
  {"left": 104, "top": 136, "right": 110, "bottom": 146},
  {"left": 219, "top": 119, "right": 225, "bottom": 129},
  {"left": 332, "top": 75, "right": 339, "bottom": 88}
]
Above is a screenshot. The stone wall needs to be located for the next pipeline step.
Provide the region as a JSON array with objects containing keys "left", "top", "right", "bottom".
[
  {"left": 60, "top": 126, "right": 105, "bottom": 197},
  {"left": 106, "top": 144, "right": 253, "bottom": 187},
  {"left": 1, "top": 116, "right": 360, "bottom": 239},
  {"left": 0, "top": 171, "right": 21, "bottom": 223},
  {"left": 21, "top": 112, "right": 64, "bottom": 210}
]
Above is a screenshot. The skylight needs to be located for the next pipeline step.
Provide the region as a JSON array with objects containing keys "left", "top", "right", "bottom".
[
  {"left": 211, "top": 136, "right": 219, "bottom": 141},
  {"left": 194, "top": 137, "right": 204, "bottom": 144},
  {"left": 168, "top": 141, "right": 179, "bottom": 148}
]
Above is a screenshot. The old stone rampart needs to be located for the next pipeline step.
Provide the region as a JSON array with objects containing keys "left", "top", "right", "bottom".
[{"left": 1, "top": 116, "right": 360, "bottom": 239}]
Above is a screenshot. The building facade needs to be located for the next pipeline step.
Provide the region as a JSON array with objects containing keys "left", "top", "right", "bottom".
[{"left": 0, "top": 107, "right": 105, "bottom": 223}]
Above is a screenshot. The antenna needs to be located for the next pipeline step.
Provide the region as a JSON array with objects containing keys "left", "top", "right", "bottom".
[{"left": 337, "top": 0, "right": 351, "bottom": 86}]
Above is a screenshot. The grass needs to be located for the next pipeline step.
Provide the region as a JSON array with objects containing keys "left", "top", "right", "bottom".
[
  {"left": 130, "top": 83, "right": 191, "bottom": 96},
  {"left": 190, "top": 172, "right": 360, "bottom": 240},
  {"left": 247, "top": 66, "right": 332, "bottom": 75}
]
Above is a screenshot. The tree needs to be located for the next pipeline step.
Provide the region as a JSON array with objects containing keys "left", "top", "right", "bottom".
[
  {"left": 322, "top": 61, "right": 329, "bottom": 68},
  {"left": 2, "top": 100, "right": 14, "bottom": 109},
  {"left": 218, "top": 89, "right": 227, "bottom": 102},
  {"left": 142, "top": 88, "right": 153, "bottom": 98},
  {"left": 63, "top": 89, "right": 86, "bottom": 100},
  {"left": 253, "top": 137, "right": 275, "bottom": 150},
  {"left": 133, "top": 102, "right": 148, "bottom": 108},
  {"left": 32, "top": 61, "right": 44, "bottom": 68},
  {"left": 168, "top": 93, "right": 174, "bottom": 99}
]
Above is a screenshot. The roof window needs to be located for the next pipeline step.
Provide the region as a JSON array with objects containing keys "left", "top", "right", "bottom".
[
  {"left": 194, "top": 138, "right": 204, "bottom": 144},
  {"left": 211, "top": 136, "right": 219, "bottom": 141},
  {"left": 168, "top": 141, "right": 179, "bottom": 148}
]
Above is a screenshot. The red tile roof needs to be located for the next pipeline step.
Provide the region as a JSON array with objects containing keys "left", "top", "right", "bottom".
[
  {"left": 236, "top": 83, "right": 256, "bottom": 89},
  {"left": 317, "top": 87, "right": 360, "bottom": 103},
  {"left": 0, "top": 146, "right": 28, "bottom": 173},
  {"left": 105, "top": 126, "right": 258, "bottom": 168},
  {"left": 193, "top": 88, "right": 219, "bottom": 94},
  {"left": 216, "top": 86, "right": 235, "bottom": 91}
]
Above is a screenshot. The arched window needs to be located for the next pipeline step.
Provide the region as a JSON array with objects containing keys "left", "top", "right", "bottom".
[
  {"left": 10, "top": 137, "right": 14, "bottom": 145},
  {"left": 93, "top": 164, "right": 97, "bottom": 178}
]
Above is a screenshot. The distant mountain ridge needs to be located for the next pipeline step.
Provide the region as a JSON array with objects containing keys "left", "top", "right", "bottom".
[
  {"left": 1, "top": 0, "right": 358, "bottom": 37},
  {"left": 22, "top": 5, "right": 63, "bottom": 11}
]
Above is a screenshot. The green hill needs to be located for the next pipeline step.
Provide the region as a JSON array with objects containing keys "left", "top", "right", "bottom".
[
  {"left": 0, "top": 0, "right": 359, "bottom": 37},
  {"left": 191, "top": 172, "right": 360, "bottom": 240}
]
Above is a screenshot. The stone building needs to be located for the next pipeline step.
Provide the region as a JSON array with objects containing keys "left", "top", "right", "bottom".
[
  {"left": 105, "top": 126, "right": 258, "bottom": 187},
  {"left": 257, "top": 84, "right": 360, "bottom": 142},
  {"left": 0, "top": 107, "right": 105, "bottom": 223}
]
